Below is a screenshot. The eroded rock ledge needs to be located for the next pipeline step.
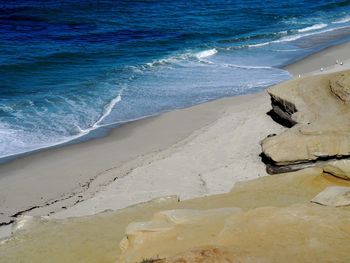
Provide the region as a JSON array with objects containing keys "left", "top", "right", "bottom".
[{"left": 261, "top": 70, "right": 350, "bottom": 176}]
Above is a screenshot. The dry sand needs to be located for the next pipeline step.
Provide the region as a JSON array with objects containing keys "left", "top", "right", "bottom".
[
  {"left": 54, "top": 92, "right": 282, "bottom": 219},
  {"left": 1, "top": 40, "right": 350, "bottom": 238},
  {"left": 0, "top": 95, "right": 250, "bottom": 224},
  {"left": 285, "top": 41, "right": 350, "bottom": 76}
]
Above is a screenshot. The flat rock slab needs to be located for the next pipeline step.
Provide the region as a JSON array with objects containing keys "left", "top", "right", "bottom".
[
  {"left": 154, "top": 207, "right": 242, "bottom": 224},
  {"left": 311, "top": 186, "right": 350, "bottom": 207}
]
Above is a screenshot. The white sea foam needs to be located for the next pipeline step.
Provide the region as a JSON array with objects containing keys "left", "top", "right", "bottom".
[
  {"left": 146, "top": 58, "right": 174, "bottom": 68},
  {"left": 297, "top": 23, "right": 327, "bottom": 33},
  {"left": 222, "top": 63, "right": 273, "bottom": 70},
  {"left": 247, "top": 42, "right": 270, "bottom": 48},
  {"left": 0, "top": 104, "right": 14, "bottom": 112},
  {"left": 281, "top": 25, "right": 349, "bottom": 42},
  {"left": 78, "top": 90, "right": 123, "bottom": 133},
  {"left": 94, "top": 94, "right": 122, "bottom": 127},
  {"left": 279, "top": 30, "right": 288, "bottom": 35},
  {"left": 138, "top": 49, "right": 218, "bottom": 69},
  {"left": 195, "top": 48, "right": 218, "bottom": 59},
  {"left": 276, "top": 34, "right": 303, "bottom": 42},
  {"left": 332, "top": 16, "right": 350, "bottom": 24},
  {"left": 248, "top": 25, "right": 350, "bottom": 48},
  {"left": 0, "top": 90, "right": 124, "bottom": 160}
]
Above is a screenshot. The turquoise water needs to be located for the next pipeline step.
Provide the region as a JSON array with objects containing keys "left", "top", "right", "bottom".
[{"left": 1, "top": 0, "right": 350, "bottom": 159}]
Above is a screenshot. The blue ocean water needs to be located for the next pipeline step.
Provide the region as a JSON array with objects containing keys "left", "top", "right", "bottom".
[{"left": 1, "top": 0, "right": 350, "bottom": 159}]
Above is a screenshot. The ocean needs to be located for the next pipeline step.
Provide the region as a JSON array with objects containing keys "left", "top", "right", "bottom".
[{"left": 1, "top": 0, "right": 350, "bottom": 160}]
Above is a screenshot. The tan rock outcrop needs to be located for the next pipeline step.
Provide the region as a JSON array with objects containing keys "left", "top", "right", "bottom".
[
  {"left": 311, "top": 186, "right": 350, "bottom": 207},
  {"left": 261, "top": 70, "right": 350, "bottom": 169},
  {"left": 118, "top": 203, "right": 350, "bottom": 263},
  {"left": 119, "top": 208, "right": 242, "bottom": 262},
  {"left": 322, "top": 159, "right": 350, "bottom": 179},
  {"left": 117, "top": 168, "right": 350, "bottom": 263},
  {"left": 330, "top": 72, "right": 350, "bottom": 103}
]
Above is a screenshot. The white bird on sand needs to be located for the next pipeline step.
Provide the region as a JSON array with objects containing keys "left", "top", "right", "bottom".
[
  {"left": 320, "top": 67, "right": 324, "bottom": 71},
  {"left": 298, "top": 74, "right": 301, "bottom": 78},
  {"left": 340, "top": 61, "right": 343, "bottom": 65}
]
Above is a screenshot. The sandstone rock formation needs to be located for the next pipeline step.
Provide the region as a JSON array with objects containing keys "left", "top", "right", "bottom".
[
  {"left": 261, "top": 70, "right": 350, "bottom": 173},
  {"left": 116, "top": 168, "right": 350, "bottom": 263},
  {"left": 118, "top": 204, "right": 350, "bottom": 263},
  {"left": 311, "top": 186, "right": 350, "bottom": 207},
  {"left": 330, "top": 72, "right": 350, "bottom": 103},
  {"left": 119, "top": 207, "right": 242, "bottom": 254},
  {"left": 322, "top": 159, "right": 350, "bottom": 179}
]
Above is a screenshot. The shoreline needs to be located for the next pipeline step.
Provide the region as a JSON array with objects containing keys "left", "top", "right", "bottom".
[
  {"left": 0, "top": 94, "right": 243, "bottom": 224},
  {"left": 4, "top": 33, "right": 350, "bottom": 166},
  {"left": 1, "top": 40, "right": 350, "bottom": 236},
  {"left": 0, "top": 92, "right": 273, "bottom": 165},
  {"left": 285, "top": 40, "right": 350, "bottom": 76}
]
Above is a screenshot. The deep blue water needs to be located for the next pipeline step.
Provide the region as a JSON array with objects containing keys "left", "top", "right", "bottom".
[{"left": 1, "top": 0, "right": 350, "bottom": 159}]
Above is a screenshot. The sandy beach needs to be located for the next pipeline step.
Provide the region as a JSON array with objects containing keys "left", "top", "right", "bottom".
[
  {"left": 0, "top": 91, "right": 283, "bottom": 224},
  {"left": 1, "top": 41, "right": 350, "bottom": 234}
]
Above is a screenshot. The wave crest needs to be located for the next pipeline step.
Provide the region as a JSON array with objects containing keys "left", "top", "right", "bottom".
[
  {"left": 195, "top": 48, "right": 218, "bottom": 59},
  {"left": 332, "top": 16, "right": 350, "bottom": 24},
  {"left": 297, "top": 23, "right": 327, "bottom": 32}
]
